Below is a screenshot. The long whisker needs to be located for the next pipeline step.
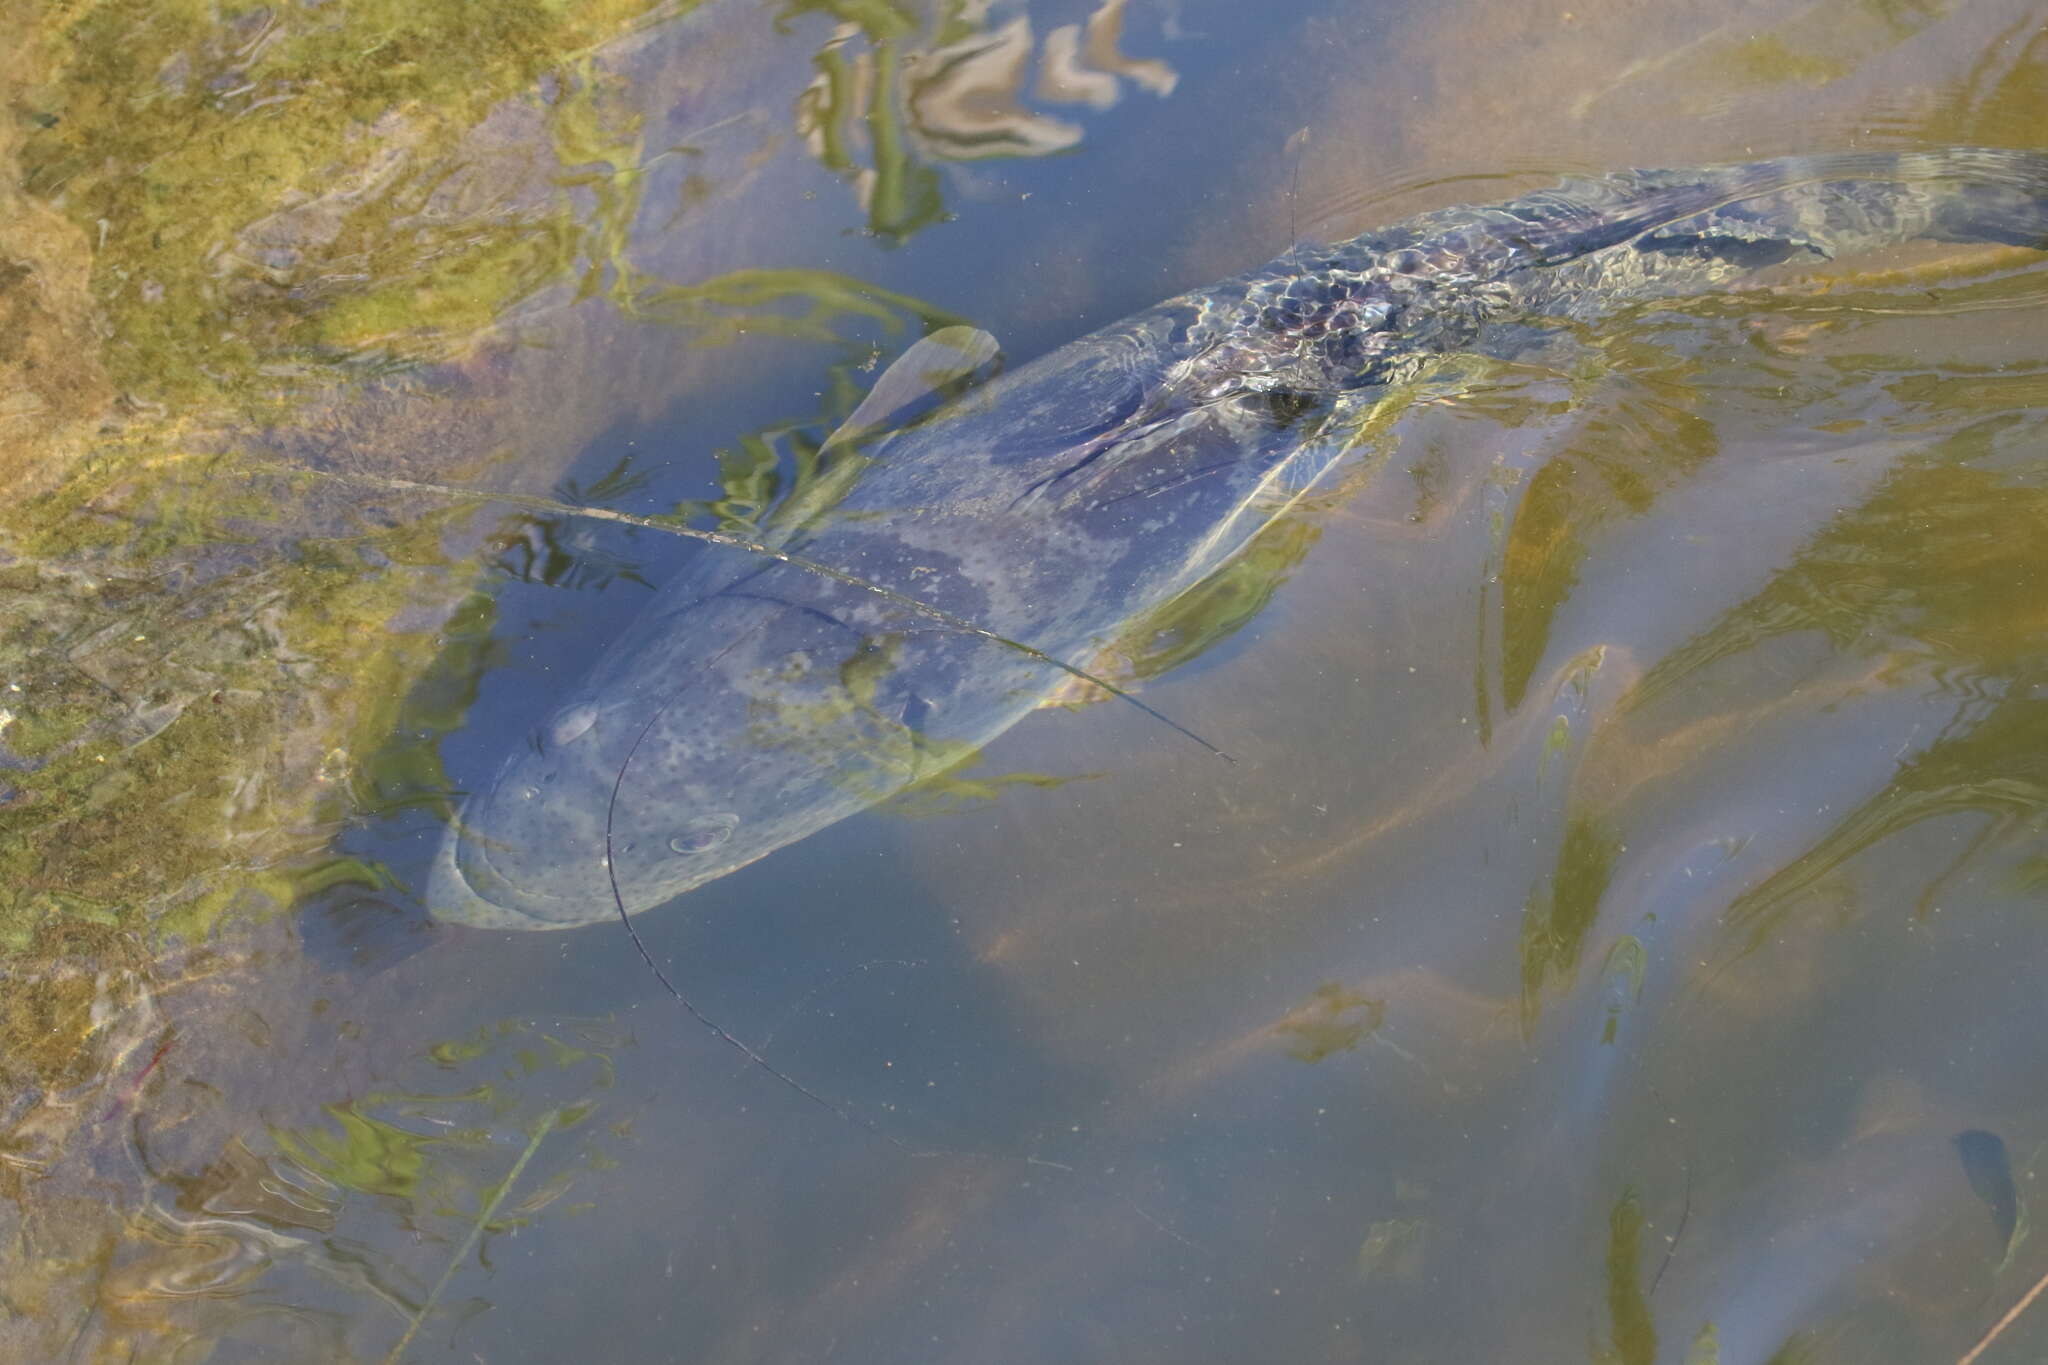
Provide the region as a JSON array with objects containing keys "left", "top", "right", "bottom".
[
  {"left": 597, "top": 705, "right": 1205, "bottom": 1250},
  {"left": 599, "top": 690, "right": 939, "bottom": 1157},
  {"left": 246, "top": 463, "right": 1232, "bottom": 762}
]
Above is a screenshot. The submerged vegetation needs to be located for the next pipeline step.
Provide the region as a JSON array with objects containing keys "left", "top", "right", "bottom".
[
  {"left": 0, "top": 12, "right": 1193, "bottom": 1343},
  {"left": 0, "top": 0, "right": 1184, "bottom": 969},
  {"left": 13, "top": 0, "right": 687, "bottom": 413},
  {"left": 0, "top": 16, "right": 971, "bottom": 1337},
  {"left": 0, "top": 0, "right": 960, "bottom": 969},
  {"left": 2, "top": 0, "right": 680, "bottom": 971}
]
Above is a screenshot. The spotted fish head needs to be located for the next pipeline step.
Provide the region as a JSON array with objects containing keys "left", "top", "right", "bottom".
[{"left": 425, "top": 584, "right": 1016, "bottom": 929}]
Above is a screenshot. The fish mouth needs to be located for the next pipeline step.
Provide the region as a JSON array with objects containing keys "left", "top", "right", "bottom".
[
  {"left": 424, "top": 792, "right": 764, "bottom": 931},
  {"left": 424, "top": 799, "right": 608, "bottom": 932},
  {"left": 421, "top": 593, "right": 965, "bottom": 931}
]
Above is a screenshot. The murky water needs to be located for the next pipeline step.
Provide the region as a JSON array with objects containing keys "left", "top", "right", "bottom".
[{"left": 4, "top": 1, "right": 2048, "bottom": 1361}]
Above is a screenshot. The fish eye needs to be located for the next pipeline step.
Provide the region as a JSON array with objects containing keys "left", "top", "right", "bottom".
[
  {"left": 1260, "top": 389, "right": 1321, "bottom": 424},
  {"left": 548, "top": 705, "right": 597, "bottom": 747},
  {"left": 669, "top": 813, "right": 741, "bottom": 855}
]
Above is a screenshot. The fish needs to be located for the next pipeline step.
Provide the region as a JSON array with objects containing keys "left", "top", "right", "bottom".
[
  {"left": 428, "top": 148, "right": 2048, "bottom": 930},
  {"left": 1954, "top": 1128, "right": 2021, "bottom": 1258}
]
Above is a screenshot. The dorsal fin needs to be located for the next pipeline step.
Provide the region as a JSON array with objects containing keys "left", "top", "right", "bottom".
[{"left": 822, "top": 326, "right": 1001, "bottom": 454}]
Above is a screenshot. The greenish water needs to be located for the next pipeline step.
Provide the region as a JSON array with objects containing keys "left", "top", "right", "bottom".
[{"left": 2, "top": 1, "right": 2047, "bottom": 1361}]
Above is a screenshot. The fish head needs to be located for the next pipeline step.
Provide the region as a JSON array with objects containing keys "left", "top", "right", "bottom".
[{"left": 426, "top": 588, "right": 1026, "bottom": 930}]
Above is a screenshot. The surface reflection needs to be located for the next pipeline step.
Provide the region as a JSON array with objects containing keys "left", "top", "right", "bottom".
[{"left": 797, "top": 0, "right": 1178, "bottom": 242}]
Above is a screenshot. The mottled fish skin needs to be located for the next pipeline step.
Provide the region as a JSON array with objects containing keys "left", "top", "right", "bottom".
[{"left": 430, "top": 148, "right": 2048, "bottom": 930}]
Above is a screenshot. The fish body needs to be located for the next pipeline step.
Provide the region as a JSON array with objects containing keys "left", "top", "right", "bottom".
[{"left": 430, "top": 149, "right": 2048, "bottom": 929}]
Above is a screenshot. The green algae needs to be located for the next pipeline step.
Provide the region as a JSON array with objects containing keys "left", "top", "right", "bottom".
[
  {"left": 0, "top": 0, "right": 685, "bottom": 978},
  {"left": 1518, "top": 814, "right": 1623, "bottom": 1031},
  {"left": 272, "top": 1015, "right": 619, "bottom": 1222},
  {"left": 0, "top": 487, "right": 478, "bottom": 950},
  {"left": 1617, "top": 378, "right": 2048, "bottom": 951},
  {"left": 1274, "top": 981, "right": 1386, "bottom": 1063},
  {"left": 0, "top": 0, "right": 909, "bottom": 975},
  {"left": 0, "top": 0, "right": 986, "bottom": 986},
  {"left": 1497, "top": 330, "right": 1719, "bottom": 713},
  {"left": 1600, "top": 1189, "right": 1658, "bottom": 1365},
  {"left": 13, "top": 0, "right": 686, "bottom": 410},
  {"left": 0, "top": 0, "right": 1181, "bottom": 985}
]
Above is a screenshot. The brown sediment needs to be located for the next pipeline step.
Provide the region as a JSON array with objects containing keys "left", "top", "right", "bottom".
[{"left": 0, "top": 170, "right": 114, "bottom": 500}]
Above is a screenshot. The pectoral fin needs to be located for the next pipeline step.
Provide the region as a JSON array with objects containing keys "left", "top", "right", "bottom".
[{"left": 823, "top": 326, "right": 1002, "bottom": 454}]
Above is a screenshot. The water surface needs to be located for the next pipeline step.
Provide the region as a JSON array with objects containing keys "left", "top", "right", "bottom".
[{"left": 4, "top": 1, "right": 2048, "bottom": 1361}]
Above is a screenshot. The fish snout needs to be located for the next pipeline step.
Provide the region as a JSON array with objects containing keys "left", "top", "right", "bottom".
[
  {"left": 427, "top": 738, "right": 624, "bottom": 931},
  {"left": 425, "top": 592, "right": 971, "bottom": 929}
]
